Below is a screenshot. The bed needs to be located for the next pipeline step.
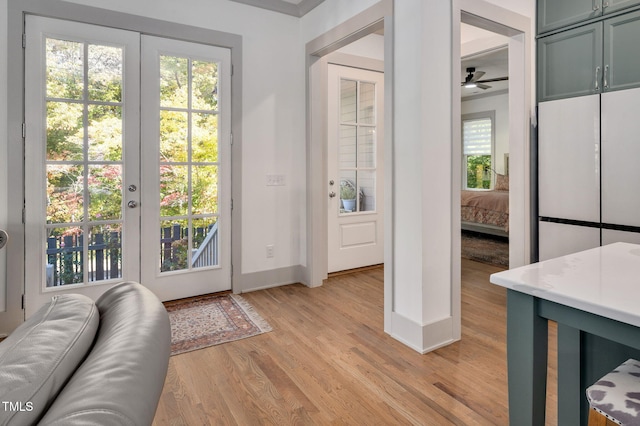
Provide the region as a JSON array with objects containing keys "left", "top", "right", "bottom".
[{"left": 461, "top": 173, "right": 509, "bottom": 238}]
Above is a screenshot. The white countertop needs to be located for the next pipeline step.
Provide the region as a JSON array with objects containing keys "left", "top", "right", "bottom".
[{"left": 490, "top": 242, "right": 640, "bottom": 327}]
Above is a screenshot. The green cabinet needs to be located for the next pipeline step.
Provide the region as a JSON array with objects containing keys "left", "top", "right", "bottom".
[
  {"left": 538, "top": 0, "right": 640, "bottom": 34},
  {"left": 604, "top": 9, "right": 640, "bottom": 91},
  {"left": 538, "top": 9, "right": 640, "bottom": 101},
  {"left": 538, "top": 0, "right": 599, "bottom": 34},
  {"left": 538, "top": 23, "right": 602, "bottom": 101}
]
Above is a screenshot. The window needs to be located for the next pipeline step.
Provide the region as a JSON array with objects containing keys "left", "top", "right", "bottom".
[{"left": 462, "top": 112, "right": 494, "bottom": 189}]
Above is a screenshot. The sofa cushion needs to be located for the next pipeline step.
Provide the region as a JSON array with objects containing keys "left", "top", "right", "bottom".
[
  {"left": 39, "top": 281, "right": 171, "bottom": 426},
  {"left": 0, "top": 294, "right": 99, "bottom": 426}
]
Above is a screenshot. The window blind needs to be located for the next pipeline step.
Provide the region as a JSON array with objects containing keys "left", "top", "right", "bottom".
[{"left": 463, "top": 118, "right": 492, "bottom": 155}]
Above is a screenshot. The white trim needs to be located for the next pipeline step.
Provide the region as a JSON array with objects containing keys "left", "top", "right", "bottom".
[
  {"left": 453, "top": 0, "right": 532, "bottom": 346},
  {"left": 228, "top": 0, "right": 325, "bottom": 17},
  {"left": 389, "top": 312, "right": 456, "bottom": 354}
]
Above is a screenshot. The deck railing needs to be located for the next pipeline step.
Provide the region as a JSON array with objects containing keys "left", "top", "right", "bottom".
[{"left": 46, "top": 223, "right": 219, "bottom": 286}]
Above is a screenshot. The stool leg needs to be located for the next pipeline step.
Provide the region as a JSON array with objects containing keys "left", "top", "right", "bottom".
[{"left": 588, "top": 408, "right": 615, "bottom": 426}]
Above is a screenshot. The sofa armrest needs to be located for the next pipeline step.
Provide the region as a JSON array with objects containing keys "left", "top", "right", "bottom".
[{"left": 39, "top": 282, "right": 171, "bottom": 426}]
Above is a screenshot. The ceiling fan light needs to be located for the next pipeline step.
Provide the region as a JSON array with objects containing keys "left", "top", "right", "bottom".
[{"left": 465, "top": 82, "right": 477, "bottom": 88}]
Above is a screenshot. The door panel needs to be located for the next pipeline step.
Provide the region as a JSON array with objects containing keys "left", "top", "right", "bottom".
[
  {"left": 327, "top": 65, "right": 383, "bottom": 273},
  {"left": 601, "top": 87, "right": 640, "bottom": 227},
  {"left": 538, "top": 95, "right": 600, "bottom": 223},
  {"left": 604, "top": 10, "right": 640, "bottom": 92},
  {"left": 24, "top": 16, "right": 140, "bottom": 316},
  {"left": 140, "top": 36, "right": 231, "bottom": 301},
  {"left": 537, "top": 23, "right": 602, "bottom": 101},
  {"left": 539, "top": 221, "right": 600, "bottom": 261},
  {"left": 537, "top": 0, "right": 600, "bottom": 34}
]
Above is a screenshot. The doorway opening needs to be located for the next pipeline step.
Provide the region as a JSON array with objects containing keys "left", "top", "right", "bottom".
[
  {"left": 305, "top": 0, "right": 392, "bottom": 289},
  {"left": 459, "top": 25, "right": 511, "bottom": 269},
  {"left": 454, "top": 1, "right": 532, "bottom": 276}
]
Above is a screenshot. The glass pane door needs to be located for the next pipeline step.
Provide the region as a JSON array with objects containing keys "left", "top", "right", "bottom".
[
  {"left": 157, "top": 54, "right": 220, "bottom": 272},
  {"left": 25, "top": 16, "right": 140, "bottom": 316},
  {"left": 45, "top": 38, "right": 125, "bottom": 286},
  {"left": 339, "top": 78, "right": 378, "bottom": 214},
  {"left": 141, "top": 36, "right": 231, "bottom": 301}
]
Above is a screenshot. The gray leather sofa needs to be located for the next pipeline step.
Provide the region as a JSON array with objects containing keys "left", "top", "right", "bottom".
[{"left": 0, "top": 281, "right": 171, "bottom": 425}]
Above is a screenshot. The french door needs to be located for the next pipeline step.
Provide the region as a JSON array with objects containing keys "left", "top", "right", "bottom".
[
  {"left": 24, "top": 16, "right": 231, "bottom": 316},
  {"left": 327, "top": 64, "right": 384, "bottom": 273}
]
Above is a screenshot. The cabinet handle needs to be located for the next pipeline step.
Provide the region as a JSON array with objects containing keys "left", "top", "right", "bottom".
[
  {"left": 603, "top": 1, "right": 609, "bottom": 8},
  {"left": 593, "top": 0, "right": 600, "bottom": 11},
  {"left": 604, "top": 64, "right": 609, "bottom": 90},
  {"left": 595, "top": 66, "right": 601, "bottom": 91}
]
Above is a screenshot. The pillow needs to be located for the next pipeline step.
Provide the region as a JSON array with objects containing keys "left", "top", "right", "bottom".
[
  {"left": 0, "top": 294, "right": 98, "bottom": 425},
  {"left": 495, "top": 173, "right": 509, "bottom": 191}
]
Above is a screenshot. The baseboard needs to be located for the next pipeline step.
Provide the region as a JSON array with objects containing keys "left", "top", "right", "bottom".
[
  {"left": 236, "top": 265, "right": 305, "bottom": 293},
  {"left": 389, "top": 312, "right": 458, "bottom": 354}
]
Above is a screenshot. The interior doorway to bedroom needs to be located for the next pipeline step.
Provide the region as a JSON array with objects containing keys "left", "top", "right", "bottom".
[
  {"left": 455, "top": 2, "right": 532, "bottom": 273},
  {"left": 459, "top": 24, "right": 510, "bottom": 269}
]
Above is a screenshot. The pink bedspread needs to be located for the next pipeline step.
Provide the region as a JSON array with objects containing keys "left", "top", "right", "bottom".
[{"left": 461, "top": 190, "right": 509, "bottom": 232}]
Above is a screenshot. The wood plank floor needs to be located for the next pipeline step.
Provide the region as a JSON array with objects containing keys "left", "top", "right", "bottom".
[{"left": 153, "top": 258, "right": 558, "bottom": 425}]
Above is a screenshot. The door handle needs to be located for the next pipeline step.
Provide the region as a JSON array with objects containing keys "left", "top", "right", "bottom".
[
  {"left": 329, "top": 191, "right": 336, "bottom": 198},
  {"left": 604, "top": 64, "right": 609, "bottom": 90},
  {"left": 595, "top": 66, "right": 601, "bottom": 92},
  {"left": 128, "top": 200, "right": 138, "bottom": 208}
]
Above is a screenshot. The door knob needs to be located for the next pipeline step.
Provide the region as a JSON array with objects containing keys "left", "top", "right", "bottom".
[
  {"left": 329, "top": 191, "right": 336, "bottom": 198},
  {"left": 127, "top": 200, "right": 138, "bottom": 208}
]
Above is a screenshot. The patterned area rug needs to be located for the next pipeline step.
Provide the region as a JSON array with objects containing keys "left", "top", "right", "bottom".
[
  {"left": 165, "top": 293, "right": 272, "bottom": 356},
  {"left": 461, "top": 230, "right": 509, "bottom": 267}
]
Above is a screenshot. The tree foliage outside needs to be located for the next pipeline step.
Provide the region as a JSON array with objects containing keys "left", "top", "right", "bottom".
[
  {"left": 466, "top": 155, "right": 492, "bottom": 189},
  {"left": 44, "top": 37, "right": 221, "bottom": 276}
]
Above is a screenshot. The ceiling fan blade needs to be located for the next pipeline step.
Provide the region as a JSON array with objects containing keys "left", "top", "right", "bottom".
[
  {"left": 476, "top": 83, "right": 492, "bottom": 90},
  {"left": 476, "top": 76, "right": 509, "bottom": 83},
  {"left": 470, "top": 71, "right": 485, "bottom": 82}
]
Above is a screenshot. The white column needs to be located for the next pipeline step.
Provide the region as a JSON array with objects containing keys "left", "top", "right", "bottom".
[{"left": 386, "top": 0, "right": 457, "bottom": 353}]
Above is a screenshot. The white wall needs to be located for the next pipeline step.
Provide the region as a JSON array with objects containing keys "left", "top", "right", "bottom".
[
  {"left": 462, "top": 92, "right": 510, "bottom": 175},
  {"left": 63, "top": 0, "right": 306, "bottom": 275}
]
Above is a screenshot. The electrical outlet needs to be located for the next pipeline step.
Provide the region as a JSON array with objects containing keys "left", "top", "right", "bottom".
[{"left": 266, "top": 244, "right": 275, "bottom": 258}]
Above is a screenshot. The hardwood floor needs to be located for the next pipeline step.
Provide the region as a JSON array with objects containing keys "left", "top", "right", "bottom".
[{"left": 153, "top": 258, "right": 558, "bottom": 425}]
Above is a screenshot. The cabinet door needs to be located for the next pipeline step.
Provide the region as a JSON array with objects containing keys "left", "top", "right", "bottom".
[
  {"left": 603, "top": 0, "right": 640, "bottom": 16},
  {"left": 538, "top": 95, "right": 601, "bottom": 223},
  {"left": 539, "top": 221, "right": 600, "bottom": 261},
  {"left": 538, "top": 0, "right": 600, "bottom": 34},
  {"left": 602, "top": 229, "right": 640, "bottom": 245},
  {"left": 601, "top": 87, "right": 640, "bottom": 227},
  {"left": 538, "top": 23, "right": 603, "bottom": 101},
  {"left": 603, "top": 10, "right": 640, "bottom": 92}
]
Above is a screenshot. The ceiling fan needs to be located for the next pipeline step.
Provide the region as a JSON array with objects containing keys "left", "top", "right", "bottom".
[{"left": 462, "top": 67, "right": 508, "bottom": 90}]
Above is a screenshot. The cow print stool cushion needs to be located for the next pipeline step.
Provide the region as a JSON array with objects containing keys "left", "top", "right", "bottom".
[{"left": 586, "top": 359, "right": 640, "bottom": 425}]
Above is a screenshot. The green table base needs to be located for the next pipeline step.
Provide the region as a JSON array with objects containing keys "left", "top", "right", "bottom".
[{"left": 506, "top": 289, "right": 640, "bottom": 426}]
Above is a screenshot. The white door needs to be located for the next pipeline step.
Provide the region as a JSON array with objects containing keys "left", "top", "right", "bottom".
[
  {"left": 24, "top": 17, "right": 231, "bottom": 315},
  {"left": 140, "top": 36, "right": 231, "bottom": 301},
  {"left": 327, "top": 65, "right": 384, "bottom": 273},
  {"left": 601, "top": 87, "right": 640, "bottom": 228},
  {"left": 538, "top": 95, "right": 600, "bottom": 222}
]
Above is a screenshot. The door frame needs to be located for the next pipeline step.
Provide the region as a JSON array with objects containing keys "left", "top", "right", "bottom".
[
  {"left": 454, "top": 0, "right": 533, "bottom": 270},
  {"left": 304, "top": 0, "right": 393, "bottom": 288},
  {"left": 3, "top": 0, "right": 242, "bottom": 332}
]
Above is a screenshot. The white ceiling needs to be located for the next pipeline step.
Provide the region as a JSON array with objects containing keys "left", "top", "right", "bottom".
[{"left": 460, "top": 23, "right": 509, "bottom": 99}]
